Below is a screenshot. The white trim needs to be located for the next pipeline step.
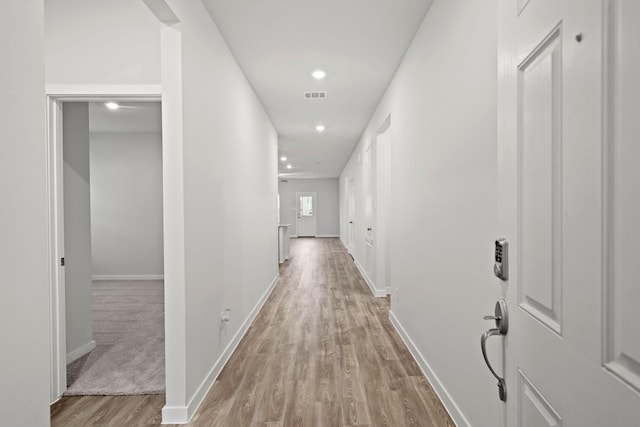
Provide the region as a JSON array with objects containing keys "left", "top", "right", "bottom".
[
  {"left": 162, "top": 274, "right": 280, "bottom": 424},
  {"left": 92, "top": 275, "right": 164, "bottom": 281},
  {"left": 45, "top": 84, "right": 162, "bottom": 99},
  {"left": 66, "top": 340, "right": 96, "bottom": 364},
  {"left": 389, "top": 311, "right": 470, "bottom": 427},
  {"left": 353, "top": 257, "right": 386, "bottom": 297},
  {"left": 47, "top": 89, "right": 164, "bottom": 404},
  {"left": 48, "top": 96, "right": 67, "bottom": 402},
  {"left": 316, "top": 234, "right": 340, "bottom": 238},
  {"left": 161, "top": 406, "right": 188, "bottom": 425}
]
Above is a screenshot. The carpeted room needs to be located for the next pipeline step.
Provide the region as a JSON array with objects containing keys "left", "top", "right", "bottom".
[{"left": 61, "top": 101, "right": 165, "bottom": 396}]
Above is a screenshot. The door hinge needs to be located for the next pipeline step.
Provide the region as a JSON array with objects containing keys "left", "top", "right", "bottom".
[{"left": 60, "top": 257, "right": 65, "bottom": 266}]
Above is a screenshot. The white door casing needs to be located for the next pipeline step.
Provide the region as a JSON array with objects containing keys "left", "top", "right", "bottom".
[
  {"left": 46, "top": 87, "right": 162, "bottom": 403},
  {"left": 346, "top": 178, "right": 355, "bottom": 253},
  {"left": 296, "top": 191, "right": 317, "bottom": 237},
  {"left": 48, "top": 97, "right": 67, "bottom": 401},
  {"left": 497, "top": 1, "right": 640, "bottom": 426},
  {"left": 375, "top": 127, "right": 391, "bottom": 294}
]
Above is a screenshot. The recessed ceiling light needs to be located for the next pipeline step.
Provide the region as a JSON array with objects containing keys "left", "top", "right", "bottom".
[
  {"left": 312, "top": 70, "right": 326, "bottom": 80},
  {"left": 105, "top": 102, "right": 120, "bottom": 110},
  {"left": 315, "top": 125, "right": 325, "bottom": 132},
  {"left": 280, "top": 156, "right": 287, "bottom": 162},
  {"left": 286, "top": 164, "right": 292, "bottom": 169}
]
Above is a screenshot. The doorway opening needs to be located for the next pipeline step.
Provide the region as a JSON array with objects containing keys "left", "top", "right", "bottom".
[
  {"left": 296, "top": 191, "right": 317, "bottom": 237},
  {"left": 48, "top": 93, "right": 165, "bottom": 401}
]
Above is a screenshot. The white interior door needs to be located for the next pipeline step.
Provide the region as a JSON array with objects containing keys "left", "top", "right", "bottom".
[
  {"left": 497, "top": 1, "right": 640, "bottom": 425},
  {"left": 296, "top": 191, "right": 317, "bottom": 237},
  {"left": 347, "top": 178, "right": 355, "bottom": 253},
  {"left": 363, "top": 143, "right": 375, "bottom": 281},
  {"left": 375, "top": 127, "right": 391, "bottom": 294}
]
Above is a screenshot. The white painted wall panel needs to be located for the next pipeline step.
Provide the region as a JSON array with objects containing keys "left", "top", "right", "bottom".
[
  {"left": 162, "top": 0, "right": 279, "bottom": 416},
  {"left": 45, "top": 0, "right": 161, "bottom": 84},
  {"left": 90, "top": 132, "right": 164, "bottom": 277},
  {"left": 340, "top": 1, "right": 499, "bottom": 425},
  {"left": 0, "top": 1, "right": 50, "bottom": 424}
]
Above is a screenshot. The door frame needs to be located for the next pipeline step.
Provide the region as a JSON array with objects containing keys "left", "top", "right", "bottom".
[
  {"left": 375, "top": 117, "right": 391, "bottom": 295},
  {"left": 346, "top": 177, "right": 355, "bottom": 253},
  {"left": 46, "top": 85, "right": 162, "bottom": 402}
]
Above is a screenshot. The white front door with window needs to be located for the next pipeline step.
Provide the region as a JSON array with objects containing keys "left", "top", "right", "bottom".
[
  {"left": 496, "top": 1, "right": 640, "bottom": 425},
  {"left": 296, "top": 192, "right": 317, "bottom": 237}
]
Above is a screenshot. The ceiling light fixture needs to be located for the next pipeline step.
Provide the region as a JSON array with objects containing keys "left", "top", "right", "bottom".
[
  {"left": 312, "top": 70, "right": 326, "bottom": 80},
  {"left": 315, "top": 125, "right": 325, "bottom": 132},
  {"left": 105, "top": 102, "right": 120, "bottom": 110},
  {"left": 286, "top": 164, "right": 292, "bottom": 169},
  {"left": 280, "top": 156, "right": 287, "bottom": 162}
]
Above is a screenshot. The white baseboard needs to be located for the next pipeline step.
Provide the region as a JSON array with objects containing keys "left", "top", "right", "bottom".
[
  {"left": 389, "top": 311, "right": 470, "bottom": 427},
  {"left": 291, "top": 235, "right": 339, "bottom": 238},
  {"left": 353, "top": 258, "right": 387, "bottom": 298},
  {"left": 92, "top": 274, "right": 164, "bottom": 281},
  {"left": 162, "top": 273, "right": 280, "bottom": 424},
  {"left": 66, "top": 340, "right": 96, "bottom": 364},
  {"left": 161, "top": 406, "right": 189, "bottom": 425}
]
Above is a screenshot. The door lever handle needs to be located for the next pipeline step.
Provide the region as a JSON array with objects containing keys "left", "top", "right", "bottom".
[
  {"left": 480, "top": 299, "right": 508, "bottom": 402},
  {"left": 484, "top": 299, "right": 508, "bottom": 334},
  {"left": 481, "top": 328, "right": 507, "bottom": 402}
]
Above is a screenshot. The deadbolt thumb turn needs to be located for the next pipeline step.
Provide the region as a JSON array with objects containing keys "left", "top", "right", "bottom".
[{"left": 481, "top": 299, "right": 508, "bottom": 402}]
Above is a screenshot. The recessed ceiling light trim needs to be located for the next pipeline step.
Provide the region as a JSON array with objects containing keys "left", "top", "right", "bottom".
[
  {"left": 312, "top": 70, "right": 326, "bottom": 80},
  {"left": 286, "top": 164, "right": 292, "bottom": 169},
  {"left": 105, "top": 102, "right": 120, "bottom": 110},
  {"left": 315, "top": 125, "right": 325, "bottom": 132},
  {"left": 280, "top": 156, "right": 287, "bottom": 162}
]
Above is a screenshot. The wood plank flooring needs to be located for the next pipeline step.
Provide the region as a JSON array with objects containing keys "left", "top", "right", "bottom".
[{"left": 51, "top": 238, "right": 454, "bottom": 426}]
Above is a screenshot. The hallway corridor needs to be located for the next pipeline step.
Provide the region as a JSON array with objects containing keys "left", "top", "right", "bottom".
[{"left": 52, "top": 238, "right": 454, "bottom": 426}]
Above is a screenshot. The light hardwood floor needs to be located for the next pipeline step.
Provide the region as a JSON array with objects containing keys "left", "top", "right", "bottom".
[{"left": 52, "top": 238, "right": 454, "bottom": 426}]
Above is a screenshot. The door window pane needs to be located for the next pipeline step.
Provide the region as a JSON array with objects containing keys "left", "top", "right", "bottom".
[{"left": 300, "top": 196, "right": 313, "bottom": 216}]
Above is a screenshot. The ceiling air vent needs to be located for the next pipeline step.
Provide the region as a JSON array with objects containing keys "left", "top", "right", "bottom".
[{"left": 303, "top": 91, "right": 327, "bottom": 100}]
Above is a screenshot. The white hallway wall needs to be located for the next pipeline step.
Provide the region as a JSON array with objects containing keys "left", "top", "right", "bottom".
[
  {"left": 0, "top": 1, "right": 50, "bottom": 425},
  {"left": 163, "top": 1, "right": 278, "bottom": 420},
  {"left": 45, "top": 0, "right": 278, "bottom": 423},
  {"left": 278, "top": 178, "right": 340, "bottom": 237},
  {"left": 90, "top": 131, "right": 164, "bottom": 278},
  {"left": 340, "top": 1, "right": 500, "bottom": 426}
]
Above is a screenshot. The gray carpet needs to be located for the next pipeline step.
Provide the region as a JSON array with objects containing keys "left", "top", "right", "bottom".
[{"left": 65, "top": 280, "right": 165, "bottom": 395}]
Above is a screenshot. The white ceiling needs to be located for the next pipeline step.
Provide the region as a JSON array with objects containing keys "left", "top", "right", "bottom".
[
  {"left": 89, "top": 102, "right": 162, "bottom": 133},
  {"left": 202, "top": 0, "right": 433, "bottom": 179}
]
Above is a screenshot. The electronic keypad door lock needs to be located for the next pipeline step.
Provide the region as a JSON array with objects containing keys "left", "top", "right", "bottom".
[{"left": 494, "top": 238, "right": 508, "bottom": 281}]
